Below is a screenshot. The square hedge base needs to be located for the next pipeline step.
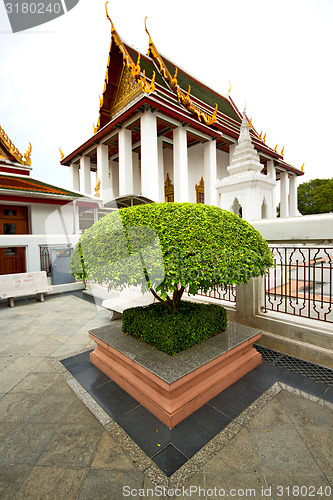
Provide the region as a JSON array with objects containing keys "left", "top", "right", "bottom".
[{"left": 89, "top": 321, "right": 262, "bottom": 428}]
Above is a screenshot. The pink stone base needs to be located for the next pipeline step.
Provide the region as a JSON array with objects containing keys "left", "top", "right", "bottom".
[{"left": 89, "top": 332, "right": 262, "bottom": 428}]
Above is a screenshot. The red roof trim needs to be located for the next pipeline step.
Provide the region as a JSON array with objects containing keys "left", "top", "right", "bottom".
[
  {"left": 0, "top": 195, "right": 70, "bottom": 205},
  {"left": 0, "top": 167, "right": 30, "bottom": 176}
]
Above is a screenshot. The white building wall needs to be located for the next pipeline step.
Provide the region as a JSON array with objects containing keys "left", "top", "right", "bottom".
[
  {"left": 30, "top": 203, "right": 76, "bottom": 235},
  {"left": 188, "top": 144, "right": 204, "bottom": 203},
  {"left": 163, "top": 148, "right": 174, "bottom": 183},
  {"left": 133, "top": 152, "right": 141, "bottom": 194},
  {"left": 216, "top": 150, "right": 229, "bottom": 180}
]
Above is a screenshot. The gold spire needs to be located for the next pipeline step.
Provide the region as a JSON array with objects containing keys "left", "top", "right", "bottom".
[{"left": 59, "top": 147, "right": 64, "bottom": 161}]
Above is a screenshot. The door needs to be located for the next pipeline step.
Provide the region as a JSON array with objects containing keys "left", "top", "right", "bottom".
[{"left": 0, "top": 205, "right": 28, "bottom": 275}]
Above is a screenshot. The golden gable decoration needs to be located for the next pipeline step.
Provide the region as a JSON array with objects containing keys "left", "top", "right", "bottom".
[{"left": 0, "top": 125, "right": 31, "bottom": 166}]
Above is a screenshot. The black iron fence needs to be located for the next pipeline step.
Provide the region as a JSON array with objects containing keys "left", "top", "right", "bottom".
[
  {"left": 197, "top": 285, "right": 236, "bottom": 304},
  {"left": 40, "top": 246, "right": 51, "bottom": 276},
  {"left": 264, "top": 246, "right": 333, "bottom": 323}
]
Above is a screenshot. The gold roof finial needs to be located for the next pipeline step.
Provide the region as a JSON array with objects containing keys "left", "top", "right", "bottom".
[
  {"left": 248, "top": 117, "right": 252, "bottom": 129},
  {"left": 301, "top": 162, "right": 305, "bottom": 172},
  {"left": 244, "top": 100, "right": 246, "bottom": 111},
  {"left": 259, "top": 130, "right": 263, "bottom": 139},
  {"left": 281, "top": 145, "right": 285, "bottom": 156},
  {"left": 144, "top": 16, "right": 153, "bottom": 50},
  {"left": 59, "top": 147, "right": 64, "bottom": 160},
  {"left": 23, "top": 142, "right": 32, "bottom": 166},
  {"left": 228, "top": 80, "right": 231, "bottom": 94},
  {"left": 105, "top": 1, "right": 115, "bottom": 32},
  {"left": 274, "top": 144, "right": 278, "bottom": 152},
  {"left": 263, "top": 132, "right": 266, "bottom": 142}
]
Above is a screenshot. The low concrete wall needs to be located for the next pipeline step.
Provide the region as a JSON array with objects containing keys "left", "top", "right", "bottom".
[{"left": 251, "top": 213, "right": 333, "bottom": 244}]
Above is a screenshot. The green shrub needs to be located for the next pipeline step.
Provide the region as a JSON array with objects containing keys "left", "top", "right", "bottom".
[
  {"left": 71, "top": 202, "right": 273, "bottom": 314},
  {"left": 122, "top": 301, "right": 227, "bottom": 355}
]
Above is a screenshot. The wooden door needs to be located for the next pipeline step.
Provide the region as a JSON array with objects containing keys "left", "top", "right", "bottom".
[{"left": 0, "top": 205, "right": 28, "bottom": 275}]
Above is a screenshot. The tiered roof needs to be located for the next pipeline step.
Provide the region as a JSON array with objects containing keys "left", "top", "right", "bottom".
[
  {"left": 62, "top": 5, "right": 303, "bottom": 177},
  {"left": 0, "top": 175, "right": 83, "bottom": 198}
]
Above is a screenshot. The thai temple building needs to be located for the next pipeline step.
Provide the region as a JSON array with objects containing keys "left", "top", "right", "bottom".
[
  {"left": 0, "top": 125, "right": 98, "bottom": 275},
  {"left": 61, "top": 6, "right": 304, "bottom": 221}
]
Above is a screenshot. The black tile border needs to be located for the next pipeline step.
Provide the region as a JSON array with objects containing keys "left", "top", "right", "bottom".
[{"left": 50, "top": 343, "right": 333, "bottom": 491}]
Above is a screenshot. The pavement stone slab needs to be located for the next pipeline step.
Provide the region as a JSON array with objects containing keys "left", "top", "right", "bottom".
[
  {"left": 36, "top": 424, "right": 104, "bottom": 468},
  {"left": 0, "top": 465, "right": 32, "bottom": 500},
  {"left": 14, "top": 466, "right": 87, "bottom": 500},
  {"left": 277, "top": 390, "right": 333, "bottom": 428},
  {"left": 264, "top": 474, "right": 332, "bottom": 500},
  {"left": 247, "top": 427, "right": 323, "bottom": 475},
  {"left": 203, "top": 428, "right": 263, "bottom": 474},
  {"left": 0, "top": 422, "right": 56, "bottom": 466},
  {"left": 77, "top": 469, "right": 145, "bottom": 500},
  {"left": 90, "top": 430, "right": 139, "bottom": 470},
  {"left": 297, "top": 428, "right": 333, "bottom": 477}
]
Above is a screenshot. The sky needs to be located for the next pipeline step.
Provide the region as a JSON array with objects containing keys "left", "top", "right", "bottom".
[{"left": 0, "top": 0, "right": 332, "bottom": 191}]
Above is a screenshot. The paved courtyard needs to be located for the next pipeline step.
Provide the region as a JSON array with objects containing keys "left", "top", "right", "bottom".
[{"left": 0, "top": 293, "right": 332, "bottom": 499}]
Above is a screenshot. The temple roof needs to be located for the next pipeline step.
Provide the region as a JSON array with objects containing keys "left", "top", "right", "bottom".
[
  {"left": 0, "top": 174, "right": 84, "bottom": 198},
  {"left": 62, "top": 6, "right": 303, "bottom": 177}
]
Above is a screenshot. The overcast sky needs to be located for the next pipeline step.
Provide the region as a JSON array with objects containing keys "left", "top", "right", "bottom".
[{"left": 0, "top": 0, "right": 332, "bottom": 191}]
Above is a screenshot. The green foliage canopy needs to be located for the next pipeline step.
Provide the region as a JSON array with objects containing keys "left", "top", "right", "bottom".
[
  {"left": 298, "top": 178, "right": 333, "bottom": 215},
  {"left": 71, "top": 202, "right": 273, "bottom": 313}
]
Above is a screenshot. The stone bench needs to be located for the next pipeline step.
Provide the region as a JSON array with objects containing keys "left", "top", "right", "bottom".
[
  {"left": 0, "top": 271, "right": 51, "bottom": 307},
  {"left": 102, "top": 287, "right": 154, "bottom": 320}
]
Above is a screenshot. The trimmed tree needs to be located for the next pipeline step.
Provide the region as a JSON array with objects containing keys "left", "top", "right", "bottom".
[
  {"left": 298, "top": 178, "right": 333, "bottom": 215},
  {"left": 70, "top": 202, "right": 273, "bottom": 314}
]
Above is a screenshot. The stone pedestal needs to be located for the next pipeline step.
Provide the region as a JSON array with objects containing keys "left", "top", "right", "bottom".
[{"left": 89, "top": 322, "right": 262, "bottom": 428}]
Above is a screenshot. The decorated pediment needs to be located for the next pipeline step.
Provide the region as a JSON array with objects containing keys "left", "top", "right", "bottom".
[{"left": 0, "top": 125, "right": 31, "bottom": 166}]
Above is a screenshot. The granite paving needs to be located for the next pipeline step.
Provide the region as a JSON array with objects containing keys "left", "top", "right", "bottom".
[{"left": 0, "top": 292, "right": 332, "bottom": 499}]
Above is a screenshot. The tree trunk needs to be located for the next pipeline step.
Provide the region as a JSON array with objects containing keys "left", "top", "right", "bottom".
[{"left": 149, "top": 285, "right": 185, "bottom": 314}]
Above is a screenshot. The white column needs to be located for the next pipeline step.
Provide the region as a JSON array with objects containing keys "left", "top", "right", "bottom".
[
  {"left": 267, "top": 160, "right": 276, "bottom": 180},
  {"left": 289, "top": 175, "right": 298, "bottom": 217},
  {"left": 280, "top": 170, "right": 289, "bottom": 218},
  {"left": 132, "top": 152, "right": 141, "bottom": 194},
  {"left": 267, "top": 160, "right": 277, "bottom": 218},
  {"left": 70, "top": 162, "right": 80, "bottom": 191},
  {"left": 157, "top": 137, "right": 165, "bottom": 203},
  {"left": 79, "top": 156, "right": 91, "bottom": 195},
  {"left": 110, "top": 159, "right": 119, "bottom": 198},
  {"left": 140, "top": 111, "right": 159, "bottom": 201},
  {"left": 204, "top": 139, "right": 217, "bottom": 206},
  {"left": 173, "top": 125, "right": 189, "bottom": 202},
  {"left": 118, "top": 128, "right": 133, "bottom": 196},
  {"left": 97, "top": 143, "right": 110, "bottom": 202}
]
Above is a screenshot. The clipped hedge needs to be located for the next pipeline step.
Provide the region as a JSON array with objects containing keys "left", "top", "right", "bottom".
[{"left": 122, "top": 301, "right": 227, "bottom": 355}]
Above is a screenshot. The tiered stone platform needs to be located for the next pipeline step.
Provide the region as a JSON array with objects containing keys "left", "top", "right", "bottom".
[{"left": 89, "top": 321, "right": 262, "bottom": 428}]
